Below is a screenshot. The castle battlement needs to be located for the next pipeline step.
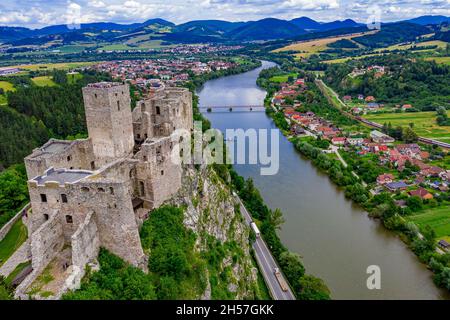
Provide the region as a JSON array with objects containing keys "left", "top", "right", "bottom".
[{"left": 17, "top": 82, "right": 193, "bottom": 299}]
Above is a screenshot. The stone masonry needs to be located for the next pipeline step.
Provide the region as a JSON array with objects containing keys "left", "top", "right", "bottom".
[{"left": 14, "top": 82, "right": 193, "bottom": 299}]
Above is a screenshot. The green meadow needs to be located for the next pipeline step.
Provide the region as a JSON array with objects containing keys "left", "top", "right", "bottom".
[{"left": 364, "top": 111, "right": 450, "bottom": 143}]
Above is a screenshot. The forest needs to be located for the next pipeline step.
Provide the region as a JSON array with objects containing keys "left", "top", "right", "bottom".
[
  {"left": 324, "top": 55, "right": 450, "bottom": 110},
  {"left": 0, "top": 70, "right": 111, "bottom": 169}
]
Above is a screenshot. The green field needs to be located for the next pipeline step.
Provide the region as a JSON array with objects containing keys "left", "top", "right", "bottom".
[
  {"left": 407, "top": 206, "right": 450, "bottom": 242},
  {"left": 0, "top": 219, "right": 27, "bottom": 267},
  {"left": 364, "top": 111, "right": 450, "bottom": 143},
  {"left": 0, "top": 81, "right": 15, "bottom": 92},
  {"left": 269, "top": 73, "right": 298, "bottom": 83},
  {"left": 425, "top": 56, "right": 450, "bottom": 65},
  {"left": 67, "top": 72, "right": 83, "bottom": 84},
  {"left": 31, "top": 76, "right": 56, "bottom": 87},
  {"left": 5, "top": 62, "right": 98, "bottom": 72},
  {"left": 0, "top": 81, "right": 15, "bottom": 105}
]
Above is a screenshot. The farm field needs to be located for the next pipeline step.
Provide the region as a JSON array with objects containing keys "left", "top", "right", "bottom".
[
  {"left": 2, "top": 62, "right": 98, "bottom": 72},
  {"left": 425, "top": 56, "right": 450, "bottom": 65},
  {"left": 31, "top": 76, "right": 56, "bottom": 87},
  {"left": 273, "top": 31, "right": 375, "bottom": 58},
  {"left": 0, "top": 80, "right": 15, "bottom": 105},
  {"left": 322, "top": 53, "right": 384, "bottom": 64},
  {"left": 364, "top": 111, "right": 450, "bottom": 144},
  {"left": 375, "top": 40, "right": 448, "bottom": 52},
  {"left": 269, "top": 73, "right": 298, "bottom": 83},
  {"left": 407, "top": 206, "right": 450, "bottom": 242}
]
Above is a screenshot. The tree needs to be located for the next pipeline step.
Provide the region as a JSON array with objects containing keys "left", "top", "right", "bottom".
[
  {"left": 297, "top": 275, "right": 330, "bottom": 300},
  {"left": 434, "top": 267, "right": 450, "bottom": 290},
  {"left": 269, "top": 208, "right": 285, "bottom": 230},
  {"left": 436, "top": 106, "right": 449, "bottom": 126},
  {"left": 0, "top": 276, "right": 13, "bottom": 300},
  {"left": 402, "top": 126, "right": 418, "bottom": 143},
  {"left": 0, "top": 165, "right": 29, "bottom": 228},
  {"left": 406, "top": 196, "right": 423, "bottom": 212},
  {"left": 278, "top": 251, "right": 305, "bottom": 289}
]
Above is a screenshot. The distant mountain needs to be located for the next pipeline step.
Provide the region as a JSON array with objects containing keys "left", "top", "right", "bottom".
[
  {"left": 434, "top": 30, "right": 450, "bottom": 42},
  {"left": 0, "top": 18, "right": 175, "bottom": 44},
  {"left": 320, "top": 19, "right": 362, "bottom": 31},
  {"left": 175, "top": 20, "right": 243, "bottom": 36},
  {"left": 405, "top": 15, "right": 450, "bottom": 26},
  {"left": 352, "top": 22, "right": 431, "bottom": 48},
  {"left": 0, "top": 26, "right": 33, "bottom": 42},
  {"left": 141, "top": 18, "right": 174, "bottom": 27},
  {"left": 290, "top": 17, "right": 322, "bottom": 30},
  {"left": 290, "top": 17, "right": 361, "bottom": 32},
  {"left": 226, "top": 18, "right": 305, "bottom": 40},
  {"left": 0, "top": 15, "right": 447, "bottom": 47}
]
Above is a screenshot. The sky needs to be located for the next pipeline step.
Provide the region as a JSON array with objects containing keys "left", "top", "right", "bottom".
[{"left": 0, "top": 0, "right": 449, "bottom": 29}]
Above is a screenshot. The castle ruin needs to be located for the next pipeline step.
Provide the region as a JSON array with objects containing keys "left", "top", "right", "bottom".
[{"left": 16, "top": 82, "right": 193, "bottom": 298}]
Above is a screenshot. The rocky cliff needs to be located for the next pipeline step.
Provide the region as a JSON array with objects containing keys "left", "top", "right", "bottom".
[{"left": 168, "top": 165, "right": 264, "bottom": 299}]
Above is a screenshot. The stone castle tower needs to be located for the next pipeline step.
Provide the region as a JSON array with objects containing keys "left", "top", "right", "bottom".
[
  {"left": 16, "top": 82, "right": 193, "bottom": 299},
  {"left": 82, "top": 83, "right": 134, "bottom": 167}
]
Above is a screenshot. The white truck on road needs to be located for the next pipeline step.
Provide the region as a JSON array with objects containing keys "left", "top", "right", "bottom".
[{"left": 250, "top": 222, "right": 261, "bottom": 238}]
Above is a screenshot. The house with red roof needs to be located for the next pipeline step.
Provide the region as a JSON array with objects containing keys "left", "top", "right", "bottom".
[
  {"left": 331, "top": 137, "right": 346, "bottom": 145},
  {"left": 343, "top": 95, "right": 352, "bottom": 102},
  {"left": 409, "top": 188, "right": 433, "bottom": 200},
  {"left": 420, "top": 166, "right": 445, "bottom": 178},
  {"left": 377, "top": 173, "right": 394, "bottom": 185}
]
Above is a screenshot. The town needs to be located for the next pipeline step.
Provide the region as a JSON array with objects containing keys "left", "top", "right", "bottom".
[{"left": 88, "top": 58, "right": 239, "bottom": 88}]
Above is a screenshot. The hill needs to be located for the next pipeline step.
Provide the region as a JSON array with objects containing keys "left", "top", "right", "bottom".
[
  {"left": 226, "top": 18, "right": 305, "bottom": 41},
  {"left": 352, "top": 22, "right": 431, "bottom": 48},
  {"left": 406, "top": 15, "right": 450, "bottom": 26},
  {"left": 175, "top": 20, "right": 243, "bottom": 36},
  {"left": 290, "top": 17, "right": 322, "bottom": 30},
  {"left": 320, "top": 19, "right": 361, "bottom": 31}
]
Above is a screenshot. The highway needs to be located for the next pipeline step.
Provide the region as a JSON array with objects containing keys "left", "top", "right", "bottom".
[{"left": 234, "top": 194, "right": 296, "bottom": 300}]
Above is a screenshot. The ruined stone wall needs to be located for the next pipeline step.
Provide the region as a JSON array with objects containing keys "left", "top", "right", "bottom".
[
  {"left": 30, "top": 213, "right": 64, "bottom": 272},
  {"left": 25, "top": 139, "right": 94, "bottom": 180},
  {"left": 88, "top": 181, "right": 145, "bottom": 268},
  {"left": 134, "top": 137, "right": 182, "bottom": 209},
  {"left": 71, "top": 211, "right": 99, "bottom": 269},
  {"left": 133, "top": 87, "right": 193, "bottom": 141},
  {"left": 83, "top": 83, "right": 134, "bottom": 166}
]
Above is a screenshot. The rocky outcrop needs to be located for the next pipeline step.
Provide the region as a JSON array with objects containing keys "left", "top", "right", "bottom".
[{"left": 168, "top": 165, "right": 260, "bottom": 299}]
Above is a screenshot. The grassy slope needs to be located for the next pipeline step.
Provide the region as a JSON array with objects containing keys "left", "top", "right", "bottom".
[
  {"left": 407, "top": 206, "right": 450, "bottom": 242},
  {"left": 0, "top": 219, "right": 27, "bottom": 266},
  {"left": 364, "top": 111, "right": 450, "bottom": 143},
  {"left": 273, "top": 31, "right": 375, "bottom": 58},
  {"left": 0, "top": 81, "right": 15, "bottom": 105},
  {"left": 31, "top": 76, "right": 57, "bottom": 87}
]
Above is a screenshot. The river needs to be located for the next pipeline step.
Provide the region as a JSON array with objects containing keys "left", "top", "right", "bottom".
[{"left": 197, "top": 60, "right": 449, "bottom": 300}]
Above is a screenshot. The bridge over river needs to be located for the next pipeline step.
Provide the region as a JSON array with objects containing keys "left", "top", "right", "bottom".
[{"left": 199, "top": 105, "right": 266, "bottom": 112}]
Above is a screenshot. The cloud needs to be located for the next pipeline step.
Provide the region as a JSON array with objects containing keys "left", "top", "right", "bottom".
[{"left": 0, "top": 0, "right": 449, "bottom": 28}]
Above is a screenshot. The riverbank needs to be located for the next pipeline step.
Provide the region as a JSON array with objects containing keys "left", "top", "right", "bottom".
[{"left": 256, "top": 66, "right": 450, "bottom": 296}]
